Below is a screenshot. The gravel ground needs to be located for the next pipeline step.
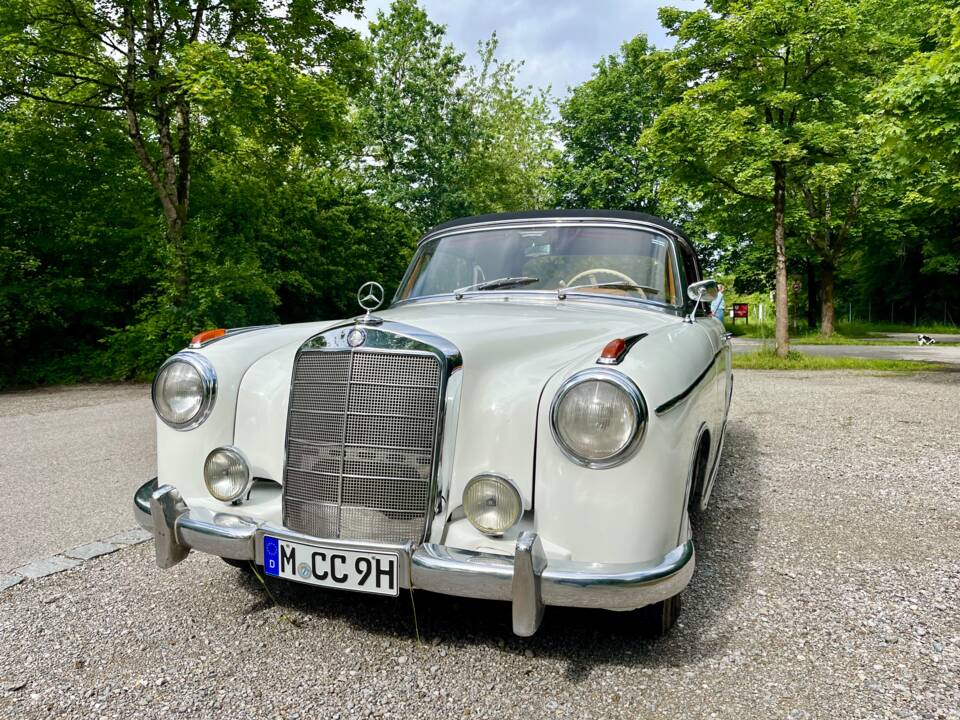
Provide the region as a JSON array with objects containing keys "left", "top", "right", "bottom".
[
  {"left": 1, "top": 370, "right": 958, "bottom": 719},
  {"left": 0, "top": 384, "right": 155, "bottom": 571}
]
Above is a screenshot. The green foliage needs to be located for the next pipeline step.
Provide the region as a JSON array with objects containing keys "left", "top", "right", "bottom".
[
  {"left": 650, "top": 0, "right": 874, "bottom": 220},
  {"left": 875, "top": 3, "right": 960, "bottom": 211},
  {"left": 459, "top": 37, "right": 554, "bottom": 214},
  {"left": 0, "top": 0, "right": 367, "bottom": 320},
  {"left": 356, "top": 0, "right": 472, "bottom": 228},
  {"left": 0, "top": 96, "right": 418, "bottom": 387},
  {"left": 1, "top": 0, "right": 959, "bottom": 387},
  {"left": 553, "top": 36, "right": 669, "bottom": 213},
  {"left": 872, "top": 2, "right": 960, "bottom": 286},
  {"left": 0, "top": 0, "right": 397, "bottom": 387},
  {"left": 177, "top": 36, "right": 352, "bottom": 154},
  {"left": 103, "top": 149, "right": 419, "bottom": 380},
  {"left": 643, "top": 0, "right": 960, "bottom": 336},
  {"left": 0, "top": 101, "right": 157, "bottom": 385},
  {"left": 356, "top": 0, "right": 553, "bottom": 230},
  {"left": 645, "top": 1, "right": 875, "bottom": 346}
]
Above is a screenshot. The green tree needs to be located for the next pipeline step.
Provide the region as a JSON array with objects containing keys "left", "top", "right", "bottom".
[
  {"left": 875, "top": 2, "right": 960, "bottom": 211},
  {"left": 460, "top": 36, "right": 554, "bottom": 214},
  {"left": 0, "top": 100, "right": 157, "bottom": 384},
  {"left": 105, "top": 139, "right": 421, "bottom": 378},
  {"left": 793, "top": 120, "right": 873, "bottom": 336},
  {"left": 789, "top": 0, "right": 935, "bottom": 336},
  {"left": 874, "top": 2, "right": 960, "bottom": 289},
  {"left": 554, "top": 35, "right": 669, "bottom": 213},
  {"left": 357, "top": 0, "right": 554, "bottom": 230},
  {"left": 357, "top": 0, "right": 471, "bottom": 229},
  {"left": 0, "top": 0, "right": 365, "bottom": 302},
  {"left": 650, "top": 0, "right": 875, "bottom": 354}
]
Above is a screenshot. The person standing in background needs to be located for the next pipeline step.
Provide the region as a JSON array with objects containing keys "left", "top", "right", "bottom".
[{"left": 711, "top": 283, "right": 726, "bottom": 326}]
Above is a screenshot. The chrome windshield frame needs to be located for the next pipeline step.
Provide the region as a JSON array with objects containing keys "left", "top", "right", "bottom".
[{"left": 392, "top": 218, "right": 687, "bottom": 312}]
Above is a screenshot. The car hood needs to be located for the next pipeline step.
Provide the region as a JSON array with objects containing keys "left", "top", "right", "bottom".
[
  {"left": 376, "top": 298, "right": 681, "bottom": 502},
  {"left": 380, "top": 297, "right": 678, "bottom": 368}
]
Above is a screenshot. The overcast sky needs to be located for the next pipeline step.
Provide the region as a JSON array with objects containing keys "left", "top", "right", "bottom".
[{"left": 341, "top": 1, "right": 704, "bottom": 98}]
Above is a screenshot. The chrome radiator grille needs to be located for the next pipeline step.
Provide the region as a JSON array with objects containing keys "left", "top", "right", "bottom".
[{"left": 282, "top": 348, "right": 443, "bottom": 543}]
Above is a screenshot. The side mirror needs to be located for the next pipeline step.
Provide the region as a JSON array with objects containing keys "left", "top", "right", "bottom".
[
  {"left": 687, "top": 279, "right": 719, "bottom": 304},
  {"left": 685, "top": 280, "right": 719, "bottom": 323}
]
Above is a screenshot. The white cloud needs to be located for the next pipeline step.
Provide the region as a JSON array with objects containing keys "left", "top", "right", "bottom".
[{"left": 341, "top": 0, "right": 704, "bottom": 97}]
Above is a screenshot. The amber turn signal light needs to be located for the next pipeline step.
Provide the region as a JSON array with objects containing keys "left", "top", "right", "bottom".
[
  {"left": 190, "top": 328, "right": 226, "bottom": 347},
  {"left": 596, "top": 334, "right": 647, "bottom": 365},
  {"left": 600, "top": 338, "right": 627, "bottom": 361}
]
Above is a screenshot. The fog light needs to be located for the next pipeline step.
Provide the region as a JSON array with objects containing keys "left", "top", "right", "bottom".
[
  {"left": 463, "top": 474, "right": 522, "bottom": 536},
  {"left": 203, "top": 446, "right": 251, "bottom": 502}
]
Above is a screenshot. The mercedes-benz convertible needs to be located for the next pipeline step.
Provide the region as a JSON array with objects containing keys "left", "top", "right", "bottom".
[{"left": 133, "top": 209, "right": 732, "bottom": 636}]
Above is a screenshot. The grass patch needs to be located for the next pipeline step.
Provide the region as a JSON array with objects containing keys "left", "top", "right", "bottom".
[{"left": 733, "top": 349, "right": 942, "bottom": 371}]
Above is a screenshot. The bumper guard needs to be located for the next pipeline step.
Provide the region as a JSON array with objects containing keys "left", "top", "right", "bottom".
[{"left": 134, "top": 479, "right": 693, "bottom": 636}]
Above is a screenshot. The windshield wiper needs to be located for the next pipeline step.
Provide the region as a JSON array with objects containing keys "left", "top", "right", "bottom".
[
  {"left": 557, "top": 281, "right": 659, "bottom": 300},
  {"left": 454, "top": 276, "right": 539, "bottom": 299}
]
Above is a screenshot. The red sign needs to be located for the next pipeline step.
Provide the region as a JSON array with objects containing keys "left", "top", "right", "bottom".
[{"left": 733, "top": 303, "right": 748, "bottom": 319}]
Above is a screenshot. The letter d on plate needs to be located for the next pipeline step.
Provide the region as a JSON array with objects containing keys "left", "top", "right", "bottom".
[{"left": 264, "top": 535, "right": 280, "bottom": 575}]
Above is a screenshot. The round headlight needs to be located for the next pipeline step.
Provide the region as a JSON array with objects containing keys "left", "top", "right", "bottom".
[
  {"left": 203, "top": 446, "right": 251, "bottom": 502},
  {"left": 550, "top": 369, "right": 646, "bottom": 468},
  {"left": 152, "top": 352, "right": 216, "bottom": 430},
  {"left": 463, "top": 474, "right": 523, "bottom": 536}
]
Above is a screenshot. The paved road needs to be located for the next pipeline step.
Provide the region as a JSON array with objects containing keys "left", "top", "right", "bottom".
[
  {"left": 0, "top": 385, "right": 154, "bottom": 571},
  {"left": 879, "top": 332, "right": 960, "bottom": 344},
  {"left": 1, "top": 370, "right": 958, "bottom": 719},
  {"left": 732, "top": 337, "right": 960, "bottom": 364}
]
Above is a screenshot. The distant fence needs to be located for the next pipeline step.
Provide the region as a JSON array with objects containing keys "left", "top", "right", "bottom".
[
  {"left": 727, "top": 299, "right": 959, "bottom": 329},
  {"left": 835, "top": 300, "right": 958, "bottom": 328}
]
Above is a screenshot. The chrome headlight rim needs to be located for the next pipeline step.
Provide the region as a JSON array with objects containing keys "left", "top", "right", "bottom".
[
  {"left": 463, "top": 472, "right": 523, "bottom": 537},
  {"left": 151, "top": 351, "right": 218, "bottom": 431},
  {"left": 203, "top": 445, "right": 252, "bottom": 503},
  {"left": 550, "top": 368, "right": 647, "bottom": 469}
]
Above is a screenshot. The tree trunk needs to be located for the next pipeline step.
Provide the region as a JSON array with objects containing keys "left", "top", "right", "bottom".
[
  {"left": 773, "top": 161, "right": 790, "bottom": 357},
  {"left": 121, "top": 4, "right": 189, "bottom": 306},
  {"left": 819, "top": 261, "right": 836, "bottom": 337},
  {"left": 168, "top": 216, "right": 188, "bottom": 303},
  {"left": 806, "top": 259, "right": 818, "bottom": 330}
]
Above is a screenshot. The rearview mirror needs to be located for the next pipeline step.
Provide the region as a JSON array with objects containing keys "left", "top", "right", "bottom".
[{"left": 687, "top": 279, "right": 719, "bottom": 304}]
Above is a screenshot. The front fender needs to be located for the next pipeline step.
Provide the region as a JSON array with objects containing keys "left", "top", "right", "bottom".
[
  {"left": 531, "top": 323, "right": 721, "bottom": 564},
  {"left": 156, "top": 321, "right": 342, "bottom": 499}
]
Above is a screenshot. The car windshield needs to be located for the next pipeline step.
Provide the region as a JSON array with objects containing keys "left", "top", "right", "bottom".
[{"left": 396, "top": 224, "right": 680, "bottom": 305}]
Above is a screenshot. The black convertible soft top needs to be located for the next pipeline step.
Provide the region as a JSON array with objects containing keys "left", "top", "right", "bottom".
[{"left": 424, "top": 209, "right": 689, "bottom": 242}]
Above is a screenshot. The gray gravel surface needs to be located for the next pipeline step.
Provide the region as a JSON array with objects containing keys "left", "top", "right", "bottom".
[
  {"left": 1, "top": 370, "right": 958, "bottom": 719},
  {"left": 0, "top": 384, "right": 155, "bottom": 571}
]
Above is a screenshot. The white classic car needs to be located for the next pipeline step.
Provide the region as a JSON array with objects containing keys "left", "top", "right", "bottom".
[{"left": 134, "top": 210, "right": 732, "bottom": 636}]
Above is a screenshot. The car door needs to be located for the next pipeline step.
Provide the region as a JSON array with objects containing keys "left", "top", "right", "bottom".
[{"left": 676, "top": 237, "right": 729, "bottom": 422}]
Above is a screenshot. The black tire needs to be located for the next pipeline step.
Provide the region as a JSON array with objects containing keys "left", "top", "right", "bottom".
[
  {"left": 687, "top": 435, "right": 711, "bottom": 514},
  {"left": 636, "top": 594, "right": 682, "bottom": 637}
]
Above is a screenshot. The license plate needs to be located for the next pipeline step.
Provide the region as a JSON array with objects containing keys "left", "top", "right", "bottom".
[{"left": 262, "top": 535, "right": 399, "bottom": 596}]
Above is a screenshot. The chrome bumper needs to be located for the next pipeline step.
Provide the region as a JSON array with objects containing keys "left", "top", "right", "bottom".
[{"left": 134, "top": 479, "right": 694, "bottom": 636}]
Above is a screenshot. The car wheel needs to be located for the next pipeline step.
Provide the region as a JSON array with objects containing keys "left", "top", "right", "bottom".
[
  {"left": 636, "top": 593, "right": 682, "bottom": 637},
  {"left": 687, "top": 434, "right": 711, "bottom": 514}
]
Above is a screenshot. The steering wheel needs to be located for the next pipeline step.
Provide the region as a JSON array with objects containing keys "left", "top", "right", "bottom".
[{"left": 565, "top": 268, "right": 646, "bottom": 299}]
